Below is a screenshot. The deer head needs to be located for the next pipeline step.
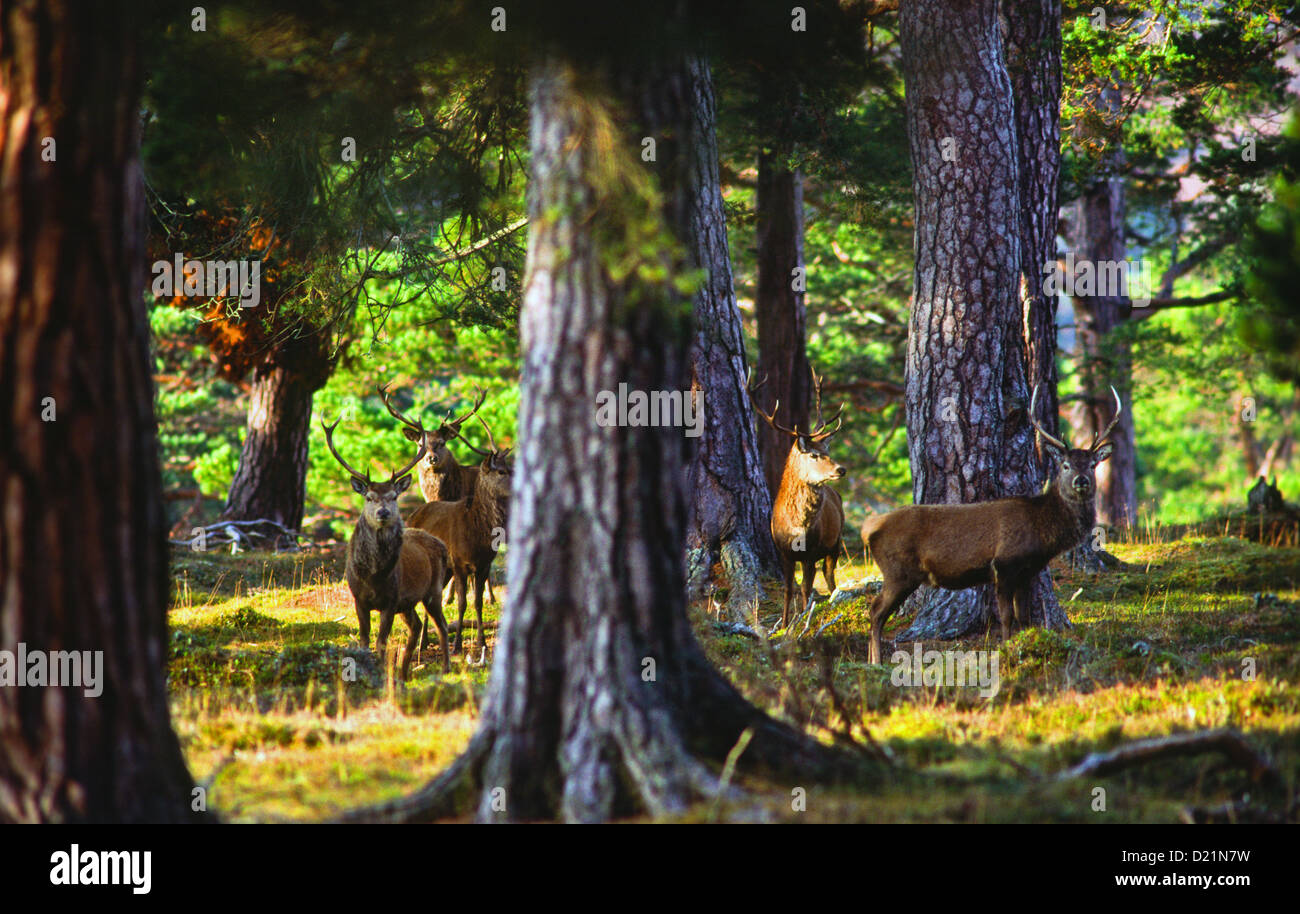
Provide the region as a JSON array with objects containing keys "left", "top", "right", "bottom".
[
  {"left": 1029, "top": 385, "right": 1120, "bottom": 505},
  {"left": 458, "top": 415, "right": 514, "bottom": 502},
  {"left": 379, "top": 383, "right": 486, "bottom": 472},
  {"left": 749, "top": 369, "right": 847, "bottom": 487},
  {"left": 322, "top": 417, "right": 427, "bottom": 530},
  {"left": 1248, "top": 475, "right": 1283, "bottom": 513}
]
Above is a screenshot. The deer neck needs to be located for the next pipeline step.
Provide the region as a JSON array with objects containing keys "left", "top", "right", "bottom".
[
  {"left": 779, "top": 468, "right": 825, "bottom": 529},
  {"left": 1046, "top": 486, "right": 1097, "bottom": 552},
  {"left": 419, "top": 456, "right": 461, "bottom": 501},
  {"left": 471, "top": 481, "right": 506, "bottom": 534},
  {"left": 352, "top": 517, "right": 403, "bottom": 576}
]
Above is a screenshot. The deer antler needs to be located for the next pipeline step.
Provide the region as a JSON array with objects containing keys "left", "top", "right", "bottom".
[
  {"left": 747, "top": 368, "right": 801, "bottom": 438},
  {"left": 1091, "top": 386, "right": 1122, "bottom": 451},
  {"left": 809, "top": 369, "right": 844, "bottom": 441},
  {"left": 443, "top": 385, "right": 488, "bottom": 432},
  {"left": 477, "top": 415, "right": 500, "bottom": 453},
  {"left": 454, "top": 417, "right": 493, "bottom": 458},
  {"left": 322, "top": 418, "right": 371, "bottom": 482},
  {"left": 1028, "top": 385, "right": 1070, "bottom": 452},
  {"left": 378, "top": 382, "right": 425, "bottom": 438},
  {"left": 388, "top": 436, "right": 429, "bottom": 483}
]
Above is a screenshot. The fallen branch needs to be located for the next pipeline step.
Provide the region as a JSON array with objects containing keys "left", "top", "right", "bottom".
[
  {"left": 170, "top": 518, "right": 307, "bottom": 553},
  {"left": 1056, "top": 728, "right": 1282, "bottom": 788}
]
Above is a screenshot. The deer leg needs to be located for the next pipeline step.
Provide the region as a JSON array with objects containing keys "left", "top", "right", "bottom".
[
  {"left": 356, "top": 603, "right": 371, "bottom": 651},
  {"left": 801, "top": 558, "right": 817, "bottom": 614},
  {"left": 781, "top": 557, "right": 795, "bottom": 629},
  {"left": 474, "top": 565, "right": 488, "bottom": 651},
  {"left": 868, "top": 581, "right": 917, "bottom": 665},
  {"left": 993, "top": 581, "right": 1015, "bottom": 643},
  {"left": 1012, "top": 582, "right": 1032, "bottom": 628},
  {"left": 399, "top": 606, "right": 420, "bottom": 680},
  {"left": 823, "top": 552, "right": 839, "bottom": 595},
  {"left": 376, "top": 609, "right": 396, "bottom": 655},
  {"left": 453, "top": 570, "right": 469, "bottom": 654},
  {"left": 487, "top": 575, "right": 497, "bottom": 605},
  {"left": 423, "top": 598, "right": 451, "bottom": 673}
]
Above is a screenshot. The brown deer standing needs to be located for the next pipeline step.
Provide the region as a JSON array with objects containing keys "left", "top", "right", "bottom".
[
  {"left": 861, "top": 386, "right": 1120, "bottom": 664},
  {"left": 379, "top": 383, "right": 498, "bottom": 605},
  {"left": 381, "top": 383, "right": 486, "bottom": 502},
  {"left": 322, "top": 418, "right": 452, "bottom": 677},
  {"left": 752, "top": 373, "right": 847, "bottom": 628},
  {"left": 408, "top": 418, "right": 512, "bottom": 658}
]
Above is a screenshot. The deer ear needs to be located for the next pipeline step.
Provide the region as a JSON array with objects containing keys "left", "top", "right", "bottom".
[
  {"left": 402, "top": 427, "right": 421, "bottom": 443},
  {"left": 351, "top": 476, "right": 368, "bottom": 494},
  {"left": 1092, "top": 442, "right": 1114, "bottom": 464},
  {"left": 1040, "top": 438, "right": 1066, "bottom": 462},
  {"left": 393, "top": 473, "right": 413, "bottom": 494}
]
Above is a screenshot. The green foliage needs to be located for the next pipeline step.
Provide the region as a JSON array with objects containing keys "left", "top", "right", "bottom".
[{"left": 1243, "top": 110, "right": 1300, "bottom": 382}]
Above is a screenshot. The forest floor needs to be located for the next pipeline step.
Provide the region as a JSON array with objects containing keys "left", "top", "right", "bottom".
[{"left": 167, "top": 533, "right": 1300, "bottom": 822}]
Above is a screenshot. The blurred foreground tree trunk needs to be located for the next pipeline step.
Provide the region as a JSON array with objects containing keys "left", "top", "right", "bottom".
[{"left": 0, "top": 0, "right": 208, "bottom": 822}]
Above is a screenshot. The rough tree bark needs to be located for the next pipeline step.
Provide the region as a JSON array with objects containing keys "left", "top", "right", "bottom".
[
  {"left": 998, "top": 0, "right": 1069, "bottom": 628},
  {"left": 753, "top": 91, "right": 812, "bottom": 503},
  {"left": 342, "top": 55, "right": 863, "bottom": 824},
  {"left": 0, "top": 0, "right": 207, "bottom": 822},
  {"left": 1068, "top": 81, "right": 1138, "bottom": 529},
  {"left": 221, "top": 334, "right": 333, "bottom": 536},
  {"left": 895, "top": 0, "right": 1069, "bottom": 643},
  {"left": 1005, "top": 0, "right": 1063, "bottom": 455},
  {"left": 677, "top": 60, "right": 782, "bottom": 612}
]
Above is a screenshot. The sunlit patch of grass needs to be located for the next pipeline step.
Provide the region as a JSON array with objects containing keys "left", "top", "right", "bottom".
[
  {"left": 168, "top": 546, "right": 500, "bottom": 820},
  {"left": 168, "top": 532, "right": 1298, "bottom": 822},
  {"left": 175, "top": 704, "right": 477, "bottom": 821},
  {"left": 694, "top": 533, "right": 1300, "bottom": 822}
]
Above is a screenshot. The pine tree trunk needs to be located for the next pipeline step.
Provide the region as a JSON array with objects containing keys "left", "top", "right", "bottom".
[
  {"left": 343, "top": 54, "right": 861, "bottom": 824},
  {"left": 1069, "top": 82, "right": 1138, "bottom": 529},
  {"left": 999, "top": 0, "right": 1069, "bottom": 628},
  {"left": 1006, "top": 0, "right": 1064, "bottom": 448},
  {"left": 675, "top": 59, "right": 782, "bottom": 605},
  {"left": 0, "top": 0, "right": 206, "bottom": 822},
  {"left": 754, "top": 134, "right": 811, "bottom": 502},
  {"left": 895, "top": 0, "right": 1039, "bottom": 641},
  {"left": 221, "top": 359, "right": 320, "bottom": 535}
]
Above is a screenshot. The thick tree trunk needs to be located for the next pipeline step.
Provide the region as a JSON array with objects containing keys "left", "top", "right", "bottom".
[
  {"left": 754, "top": 136, "right": 811, "bottom": 503},
  {"left": 221, "top": 357, "right": 322, "bottom": 535},
  {"left": 1069, "top": 83, "right": 1138, "bottom": 529},
  {"left": 1000, "top": 0, "right": 1069, "bottom": 628},
  {"left": 676, "top": 60, "right": 782, "bottom": 607},
  {"left": 1006, "top": 0, "right": 1063, "bottom": 452},
  {"left": 0, "top": 0, "right": 206, "bottom": 822},
  {"left": 895, "top": 0, "right": 1051, "bottom": 642},
  {"left": 343, "top": 55, "right": 862, "bottom": 824}
]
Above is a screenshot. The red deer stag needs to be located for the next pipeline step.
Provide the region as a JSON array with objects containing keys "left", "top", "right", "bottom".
[
  {"left": 861, "top": 386, "right": 1120, "bottom": 663},
  {"left": 408, "top": 417, "right": 512, "bottom": 658},
  {"left": 379, "top": 383, "right": 498, "bottom": 604},
  {"left": 380, "top": 382, "right": 486, "bottom": 502},
  {"left": 322, "top": 418, "right": 452, "bottom": 677},
  {"left": 751, "top": 372, "right": 847, "bottom": 628}
]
